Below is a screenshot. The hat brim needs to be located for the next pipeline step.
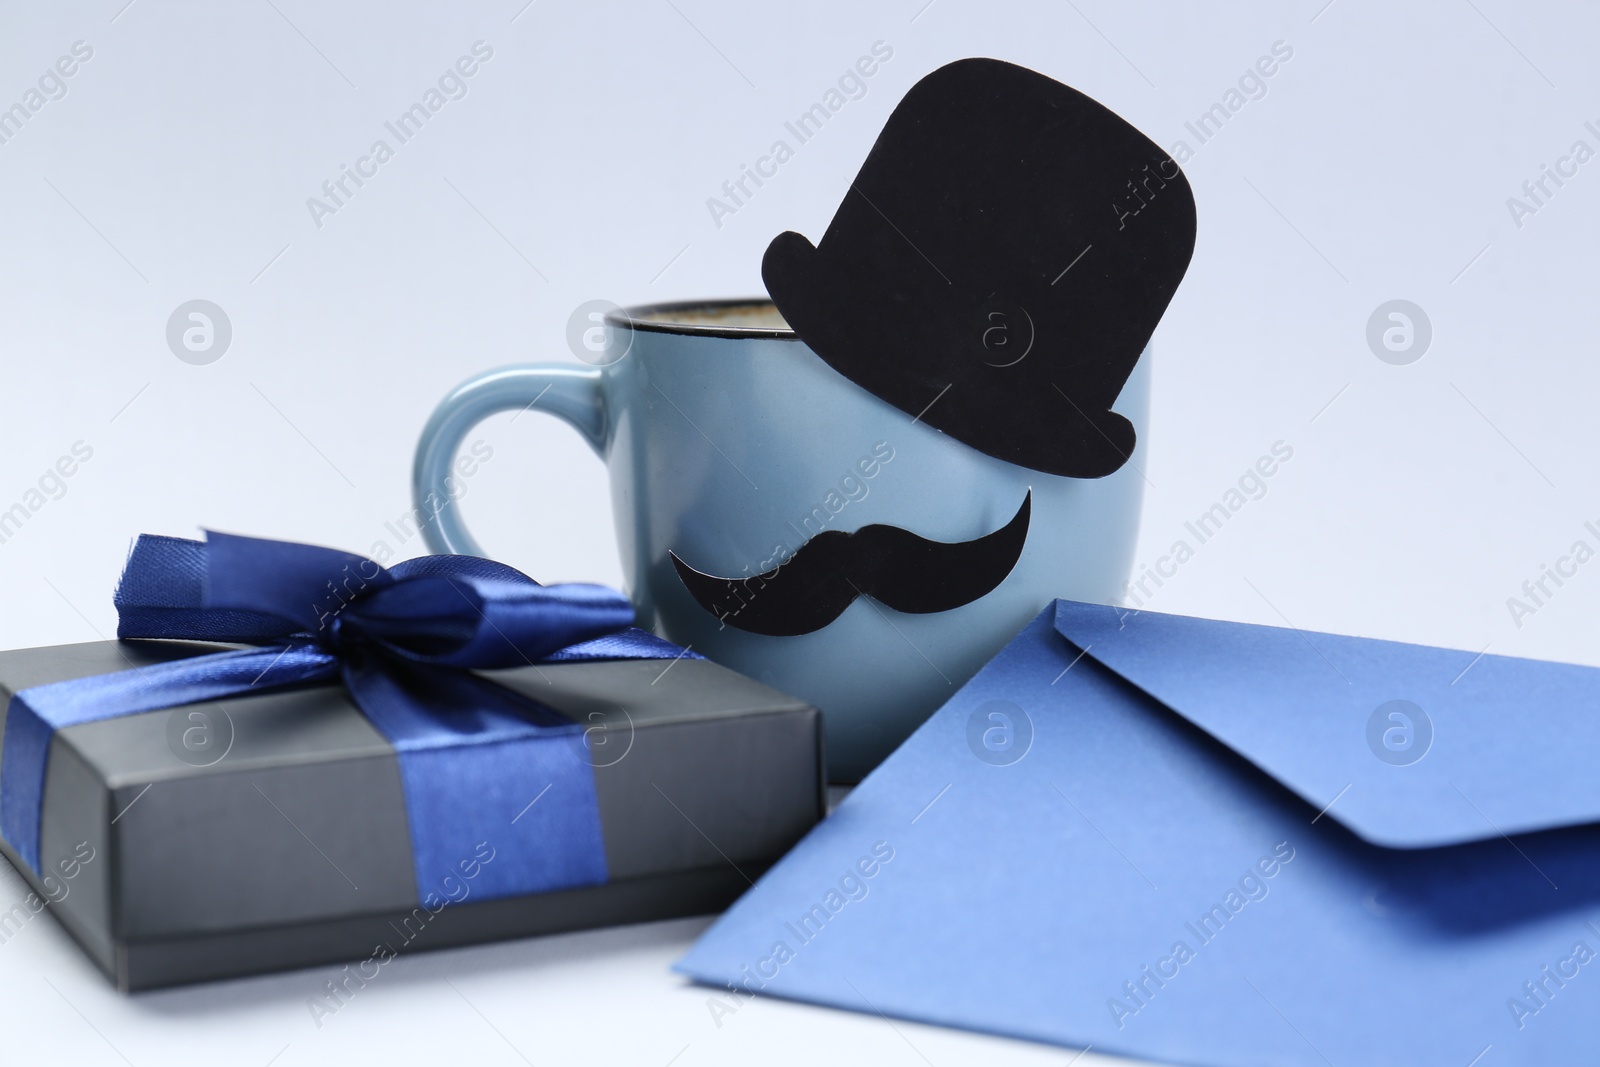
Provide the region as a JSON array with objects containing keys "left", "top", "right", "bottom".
[{"left": 765, "top": 231, "right": 1141, "bottom": 479}]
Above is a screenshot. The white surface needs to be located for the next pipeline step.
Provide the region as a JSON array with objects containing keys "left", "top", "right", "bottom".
[{"left": 1, "top": 0, "right": 1596, "bottom": 1063}]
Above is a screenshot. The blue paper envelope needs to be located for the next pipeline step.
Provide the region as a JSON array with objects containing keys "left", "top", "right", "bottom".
[{"left": 677, "top": 600, "right": 1600, "bottom": 1066}]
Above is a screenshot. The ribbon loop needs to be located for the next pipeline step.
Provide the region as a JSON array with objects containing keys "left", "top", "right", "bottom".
[
  {"left": 205, "top": 530, "right": 393, "bottom": 635},
  {"left": 115, "top": 534, "right": 294, "bottom": 642}
]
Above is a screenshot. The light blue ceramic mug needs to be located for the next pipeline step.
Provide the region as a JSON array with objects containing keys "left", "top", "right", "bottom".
[{"left": 414, "top": 299, "right": 1146, "bottom": 780}]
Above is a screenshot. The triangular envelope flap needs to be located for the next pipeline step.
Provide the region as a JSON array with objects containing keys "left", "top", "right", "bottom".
[{"left": 1053, "top": 600, "right": 1600, "bottom": 849}]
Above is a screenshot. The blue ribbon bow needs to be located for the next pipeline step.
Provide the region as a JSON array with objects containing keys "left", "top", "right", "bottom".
[{"left": 0, "top": 532, "right": 691, "bottom": 902}]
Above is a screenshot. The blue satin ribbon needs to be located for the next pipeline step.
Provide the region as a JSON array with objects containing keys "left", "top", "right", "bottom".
[{"left": 0, "top": 532, "right": 693, "bottom": 902}]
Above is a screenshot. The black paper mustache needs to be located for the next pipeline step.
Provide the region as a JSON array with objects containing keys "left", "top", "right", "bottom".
[{"left": 670, "top": 492, "right": 1031, "bottom": 637}]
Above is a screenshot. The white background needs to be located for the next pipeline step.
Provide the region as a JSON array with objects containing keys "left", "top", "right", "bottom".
[{"left": 0, "top": 0, "right": 1596, "bottom": 1064}]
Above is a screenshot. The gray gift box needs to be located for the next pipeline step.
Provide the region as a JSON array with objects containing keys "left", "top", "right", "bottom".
[{"left": 0, "top": 639, "right": 823, "bottom": 990}]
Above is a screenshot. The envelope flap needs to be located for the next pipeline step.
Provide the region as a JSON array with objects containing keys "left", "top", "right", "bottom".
[{"left": 1054, "top": 600, "right": 1600, "bottom": 848}]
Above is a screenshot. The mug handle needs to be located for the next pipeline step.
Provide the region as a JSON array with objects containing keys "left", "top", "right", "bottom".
[{"left": 412, "top": 364, "right": 607, "bottom": 556}]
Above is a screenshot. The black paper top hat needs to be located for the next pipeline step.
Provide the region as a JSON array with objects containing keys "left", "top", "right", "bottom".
[{"left": 764, "top": 58, "right": 1196, "bottom": 478}]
